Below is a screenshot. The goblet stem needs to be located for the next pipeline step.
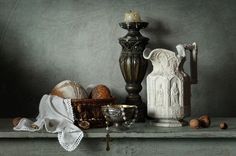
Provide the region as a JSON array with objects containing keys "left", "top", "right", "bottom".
[{"left": 106, "top": 133, "right": 110, "bottom": 151}]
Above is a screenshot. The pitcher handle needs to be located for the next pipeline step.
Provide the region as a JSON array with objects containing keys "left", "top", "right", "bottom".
[{"left": 184, "top": 42, "right": 198, "bottom": 84}]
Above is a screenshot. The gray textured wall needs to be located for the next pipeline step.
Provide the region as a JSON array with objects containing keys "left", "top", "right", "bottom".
[{"left": 0, "top": 0, "right": 235, "bottom": 117}]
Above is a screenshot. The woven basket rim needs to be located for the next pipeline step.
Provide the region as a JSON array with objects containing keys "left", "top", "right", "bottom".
[{"left": 71, "top": 97, "right": 115, "bottom": 105}]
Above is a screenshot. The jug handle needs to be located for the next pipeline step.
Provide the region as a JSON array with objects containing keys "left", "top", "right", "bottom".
[{"left": 184, "top": 42, "right": 198, "bottom": 84}]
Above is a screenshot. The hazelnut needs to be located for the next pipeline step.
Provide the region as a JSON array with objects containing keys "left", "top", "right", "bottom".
[
  {"left": 199, "top": 115, "right": 211, "bottom": 128},
  {"left": 12, "top": 117, "right": 22, "bottom": 127},
  {"left": 219, "top": 122, "right": 228, "bottom": 129},
  {"left": 189, "top": 119, "right": 200, "bottom": 129}
]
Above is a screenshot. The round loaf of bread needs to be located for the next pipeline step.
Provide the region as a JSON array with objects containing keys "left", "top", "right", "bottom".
[
  {"left": 91, "top": 84, "right": 111, "bottom": 99},
  {"left": 51, "top": 80, "right": 88, "bottom": 99}
]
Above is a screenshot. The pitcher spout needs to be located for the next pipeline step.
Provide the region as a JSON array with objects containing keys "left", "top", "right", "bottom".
[{"left": 143, "top": 48, "right": 152, "bottom": 60}]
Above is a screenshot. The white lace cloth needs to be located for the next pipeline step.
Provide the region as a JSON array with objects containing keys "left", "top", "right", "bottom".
[{"left": 13, "top": 94, "right": 84, "bottom": 152}]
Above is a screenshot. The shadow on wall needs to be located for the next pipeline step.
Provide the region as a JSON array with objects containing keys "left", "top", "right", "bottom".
[
  {"left": 145, "top": 18, "right": 172, "bottom": 50},
  {"left": 0, "top": 22, "right": 50, "bottom": 118}
]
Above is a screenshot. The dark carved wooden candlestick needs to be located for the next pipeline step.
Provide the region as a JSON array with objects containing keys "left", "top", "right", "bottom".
[{"left": 119, "top": 22, "right": 149, "bottom": 122}]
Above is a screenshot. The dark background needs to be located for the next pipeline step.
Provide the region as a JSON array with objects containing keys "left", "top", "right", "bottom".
[{"left": 0, "top": 0, "right": 235, "bottom": 117}]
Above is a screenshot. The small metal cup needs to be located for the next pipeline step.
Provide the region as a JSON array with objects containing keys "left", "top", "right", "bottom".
[{"left": 102, "top": 104, "right": 137, "bottom": 128}]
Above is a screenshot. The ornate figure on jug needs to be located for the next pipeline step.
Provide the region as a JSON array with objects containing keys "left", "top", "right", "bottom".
[{"left": 171, "top": 82, "right": 179, "bottom": 106}]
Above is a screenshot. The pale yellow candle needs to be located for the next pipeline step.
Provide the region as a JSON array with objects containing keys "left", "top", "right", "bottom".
[{"left": 124, "top": 10, "right": 141, "bottom": 23}]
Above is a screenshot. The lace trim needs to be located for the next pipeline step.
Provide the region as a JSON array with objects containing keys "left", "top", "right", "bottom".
[
  {"left": 59, "top": 99, "right": 83, "bottom": 151},
  {"left": 64, "top": 99, "right": 75, "bottom": 123},
  {"left": 58, "top": 130, "right": 84, "bottom": 152}
]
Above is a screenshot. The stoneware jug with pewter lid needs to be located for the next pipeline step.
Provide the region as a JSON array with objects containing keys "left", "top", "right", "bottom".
[{"left": 143, "top": 43, "right": 198, "bottom": 127}]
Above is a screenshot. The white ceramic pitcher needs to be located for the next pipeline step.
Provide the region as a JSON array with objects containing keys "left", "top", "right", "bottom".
[{"left": 143, "top": 43, "right": 198, "bottom": 127}]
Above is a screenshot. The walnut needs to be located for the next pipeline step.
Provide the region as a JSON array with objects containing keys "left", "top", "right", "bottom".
[
  {"left": 31, "top": 124, "right": 39, "bottom": 129},
  {"left": 78, "top": 121, "right": 90, "bottom": 129}
]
